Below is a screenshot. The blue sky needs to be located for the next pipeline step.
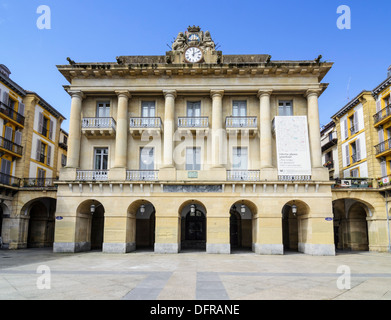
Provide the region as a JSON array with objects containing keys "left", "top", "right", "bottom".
[{"left": 0, "top": 0, "right": 390, "bottom": 132}]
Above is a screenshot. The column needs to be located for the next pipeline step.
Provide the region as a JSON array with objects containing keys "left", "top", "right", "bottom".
[
  {"left": 210, "top": 90, "right": 224, "bottom": 168},
  {"left": 306, "top": 89, "right": 323, "bottom": 168},
  {"left": 67, "top": 90, "right": 84, "bottom": 168},
  {"left": 163, "top": 90, "right": 176, "bottom": 168},
  {"left": 114, "top": 91, "right": 131, "bottom": 168},
  {"left": 258, "top": 89, "right": 273, "bottom": 168}
]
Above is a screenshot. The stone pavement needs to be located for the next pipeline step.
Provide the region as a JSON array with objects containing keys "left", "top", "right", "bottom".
[{"left": 0, "top": 248, "right": 390, "bottom": 300}]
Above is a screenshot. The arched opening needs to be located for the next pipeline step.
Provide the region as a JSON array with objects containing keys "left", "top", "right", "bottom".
[
  {"left": 25, "top": 198, "right": 56, "bottom": 248},
  {"left": 135, "top": 201, "right": 156, "bottom": 251},
  {"left": 180, "top": 200, "right": 207, "bottom": 251},
  {"left": 332, "top": 199, "right": 370, "bottom": 251},
  {"left": 76, "top": 200, "right": 105, "bottom": 251},
  {"left": 229, "top": 200, "right": 255, "bottom": 252},
  {"left": 281, "top": 200, "right": 309, "bottom": 254}
]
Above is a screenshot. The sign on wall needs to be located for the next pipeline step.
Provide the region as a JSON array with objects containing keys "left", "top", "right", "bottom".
[{"left": 274, "top": 116, "right": 312, "bottom": 178}]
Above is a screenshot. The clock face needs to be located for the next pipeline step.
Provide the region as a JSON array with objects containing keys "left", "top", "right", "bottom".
[{"left": 185, "top": 47, "right": 203, "bottom": 63}]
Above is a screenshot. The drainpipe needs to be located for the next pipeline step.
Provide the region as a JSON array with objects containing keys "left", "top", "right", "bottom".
[{"left": 385, "top": 191, "right": 391, "bottom": 252}]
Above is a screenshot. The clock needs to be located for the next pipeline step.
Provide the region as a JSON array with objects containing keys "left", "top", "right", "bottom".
[{"left": 184, "top": 47, "right": 203, "bottom": 63}]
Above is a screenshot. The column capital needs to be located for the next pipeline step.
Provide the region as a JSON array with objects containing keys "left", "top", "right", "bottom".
[
  {"left": 67, "top": 90, "right": 85, "bottom": 99},
  {"left": 115, "top": 90, "right": 131, "bottom": 99},
  {"left": 210, "top": 90, "right": 224, "bottom": 98},
  {"left": 163, "top": 89, "right": 177, "bottom": 98},
  {"left": 257, "top": 89, "right": 273, "bottom": 98},
  {"left": 305, "top": 88, "right": 322, "bottom": 98}
]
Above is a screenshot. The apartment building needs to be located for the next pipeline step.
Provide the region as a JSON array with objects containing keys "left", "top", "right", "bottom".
[
  {"left": 0, "top": 64, "right": 66, "bottom": 249},
  {"left": 321, "top": 121, "right": 339, "bottom": 180},
  {"left": 54, "top": 26, "right": 336, "bottom": 256}
]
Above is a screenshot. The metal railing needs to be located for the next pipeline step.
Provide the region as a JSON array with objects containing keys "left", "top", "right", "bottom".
[
  {"left": 126, "top": 170, "right": 158, "bottom": 181},
  {"left": 350, "top": 125, "right": 358, "bottom": 135},
  {"left": 129, "top": 117, "right": 162, "bottom": 128},
  {"left": 227, "top": 170, "right": 260, "bottom": 181},
  {"left": 0, "top": 172, "right": 21, "bottom": 187},
  {"left": 0, "top": 136, "right": 23, "bottom": 156},
  {"left": 0, "top": 101, "right": 25, "bottom": 126},
  {"left": 76, "top": 170, "right": 108, "bottom": 181},
  {"left": 22, "top": 178, "right": 57, "bottom": 188},
  {"left": 226, "top": 116, "right": 257, "bottom": 128},
  {"left": 323, "top": 160, "right": 334, "bottom": 170},
  {"left": 377, "top": 175, "right": 391, "bottom": 187},
  {"left": 82, "top": 118, "right": 116, "bottom": 130},
  {"left": 373, "top": 104, "right": 391, "bottom": 124},
  {"left": 375, "top": 138, "right": 391, "bottom": 155},
  {"left": 178, "top": 117, "right": 209, "bottom": 128},
  {"left": 332, "top": 178, "right": 373, "bottom": 189},
  {"left": 278, "top": 175, "right": 312, "bottom": 181}
]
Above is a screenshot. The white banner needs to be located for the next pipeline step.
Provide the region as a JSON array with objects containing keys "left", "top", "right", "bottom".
[{"left": 274, "top": 116, "right": 312, "bottom": 177}]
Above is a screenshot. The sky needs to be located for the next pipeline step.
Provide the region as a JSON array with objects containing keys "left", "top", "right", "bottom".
[{"left": 0, "top": 0, "right": 390, "bottom": 132}]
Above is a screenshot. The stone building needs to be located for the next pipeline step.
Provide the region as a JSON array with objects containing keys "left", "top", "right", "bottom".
[
  {"left": 54, "top": 26, "right": 336, "bottom": 255},
  {"left": 0, "top": 64, "right": 66, "bottom": 249}
]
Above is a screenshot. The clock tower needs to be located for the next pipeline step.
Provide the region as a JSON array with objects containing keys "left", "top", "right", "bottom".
[{"left": 167, "top": 26, "right": 222, "bottom": 64}]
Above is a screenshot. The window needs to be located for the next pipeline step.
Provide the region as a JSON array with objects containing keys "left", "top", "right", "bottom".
[
  {"left": 186, "top": 147, "right": 201, "bottom": 171},
  {"left": 38, "top": 112, "right": 53, "bottom": 139},
  {"left": 94, "top": 148, "right": 108, "bottom": 170},
  {"left": 37, "top": 168, "right": 46, "bottom": 186},
  {"left": 350, "top": 168, "right": 359, "bottom": 178},
  {"left": 187, "top": 101, "right": 201, "bottom": 126},
  {"left": 140, "top": 147, "right": 154, "bottom": 170},
  {"left": 0, "top": 159, "right": 11, "bottom": 185},
  {"left": 349, "top": 113, "right": 358, "bottom": 135},
  {"left": 278, "top": 101, "right": 293, "bottom": 116},
  {"left": 232, "top": 147, "right": 248, "bottom": 170},
  {"left": 96, "top": 102, "right": 110, "bottom": 118},
  {"left": 141, "top": 101, "right": 156, "bottom": 127},
  {"left": 61, "top": 154, "right": 67, "bottom": 167},
  {"left": 346, "top": 139, "right": 361, "bottom": 165}
]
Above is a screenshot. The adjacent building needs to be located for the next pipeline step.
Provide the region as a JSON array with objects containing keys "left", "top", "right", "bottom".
[
  {"left": 0, "top": 64, "right": 67, "bottom": 249},
  {"left": 321, "top": 121, "right": 338, "bottom": 180},
  {"left": 54, "top": 26, "right": 337, "bottom": 256}
]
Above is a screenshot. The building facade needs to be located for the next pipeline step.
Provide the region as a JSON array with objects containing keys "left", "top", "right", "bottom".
[
  {"left": 54, "top": 26, "right": 336, "bottom": 256},
  {"left": 0, "top": 64, "right": 66, "bottom": 249},
  {"left": 321, "top": 121, "right": 339, "bottom": 180}
]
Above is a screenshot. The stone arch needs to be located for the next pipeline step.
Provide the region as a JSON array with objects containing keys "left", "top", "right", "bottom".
[
  {"left": 76, "top": 199, "right": 105, "bottom": 251},
  {"left": 281, "top": 199, "right": 310, "bottom": 253},
  {"left": 127, "top": 199, "right": 156, "bottom": 251},
  {"left": 228, "top": 199, "right": 258, "bottom": 252},
  {"left": 178, "top": 199, "right": 207, "bottom": 251},
  {"left": 20, "top": 197, "right": 57, "bottom": 249}
]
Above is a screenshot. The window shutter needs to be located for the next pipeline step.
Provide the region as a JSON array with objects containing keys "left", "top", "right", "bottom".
[
  {"left": 4, "top": 126, "right": 13, "bottom": 141},
  {"left": 356, "top": 139, "right": 361, "bottom": 161},
  {"left": 378, "top": 128, "right": 384, "bottom": 143},
  {"left": 18, "top": 102, "right": 25, "bottom": 116},
  {"left": 47, "top": 144, "right": 52, "bottom": 166},
  {"left": 49, "top": 120, "right": 53, "bottom": 140},
  {"left": 343, "top": 119, "right": 348, "bottom": 140},
  {"left": 345, "top": 144, "right": 350, "bottom": 166},
  {"left": 376, "top": 99, "right": 381, "bottom": 112},
  {"left": 14, "top": 131, "right": 22, "bottom": 146},
  {"left": 38, "top": 112, "right": 44, "bottom": 135},
  {"left": 2, "top": 91, "right": 9, "bottom": 106},
  {"left": 36, "top": 140, "right": 42, "bottom": 161},
  {"left": 381, "top": 161, "right": 387, "bottom": 177},
  {"left": 353, "top": 112, "right": 359, "bottom": 133}
]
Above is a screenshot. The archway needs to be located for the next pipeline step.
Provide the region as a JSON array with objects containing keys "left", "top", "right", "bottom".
[
  {"left": 76, "top": 200, "right": 105, "bottom": 251},
  {"left": 281, "top": 200, "right": 310, "bottom": 254},
  {"left": 229, "top": 200, "right": 255, "bottom": 252},
  {"left": 332, "top": 199, "right": 370, "bottom": 251},
  {"left": 180, "top": 200, "right": 207, "bottom": 251},
  {"left": 135, "top": 201, "right": 156, "bottom": 251},
  {"left": 24, "top": 198, "right": 56, "bottom": 248}
]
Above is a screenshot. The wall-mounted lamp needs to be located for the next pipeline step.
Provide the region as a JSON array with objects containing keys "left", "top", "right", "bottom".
[
  {"left": 190, "top": 204, "right": 196, "bottom": 214},
  {"left": 240, "top": 204, "right": 246, "bottom": 215},
  {"left": 291, "top": 204, "right": 297, "bottom": 216},
  {"left": 140, "top": 204, "right": 146, "bottom": 215}
]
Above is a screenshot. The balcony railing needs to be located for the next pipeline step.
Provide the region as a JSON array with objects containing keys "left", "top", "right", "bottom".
[
  {"left": 226, "top": 116, "right": 257, "bottom": 128},
  {"left": 0, "top": 101, "right": 25, "bottom": 126},
  {"left": 323, "top": 160, "right": 334, "bottom": 170},
  {"left": 76, "top": 170, "right": 108, "bottom": 181},
  {"left": 178, "top": 117, "right": 209, "bottom": 128},
  {"left": 377, "top": 175, "right": 391, "bottom": 187},
  {"left": 373, "top": 104, "right": 391, "bottom": 124},
  {"left": 129, "top": 117, "right": 162, "bottom": 128},
  {"left": 82, "top": 117, "right": 116, "bottom": 130},
  {"left": 332, "top": 178, "right": 373, "bottom": 189},
  {"left": 0, "top": 172, "right": 21, "bottom": 187},
  {"left": 350, "top": 126, "right": 358, "bottom": 135},
  {"left": 126, "top": 170, "right": 158, "bottom": 181},
  {"left": 227, "top": 170, "right": 260, "bottom": 181},
  {"left": 22, "top": 178, "right": 57, "bottom": 188},
  {"left": 0, "top": 136, "right": 23, "bottom": 156},
  {"left": 375, "top": 138, "right": 391, "bottom": 155}
]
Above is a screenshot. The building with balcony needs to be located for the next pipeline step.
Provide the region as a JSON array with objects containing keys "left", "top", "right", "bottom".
[
  {"left": 54, "top": 26, "right": 337, "bottom": 256},
  {"left": 0, "top": 64, "right": 67, "bottom": 249},
  {"left": 321, "top": 121, "right": 339, "bottom": 180},
  {"left": 328, "top": 67, "right": 391, "bottom": 252}
]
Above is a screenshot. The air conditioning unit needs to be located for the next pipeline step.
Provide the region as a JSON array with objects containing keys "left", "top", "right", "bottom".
[{"left": 341, "top": 180, "right": 351, "bottom": 187}]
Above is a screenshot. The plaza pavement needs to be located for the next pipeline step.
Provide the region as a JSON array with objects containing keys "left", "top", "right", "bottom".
[{"left": 0, "top": 248, "right": 390, "bottom": 300}]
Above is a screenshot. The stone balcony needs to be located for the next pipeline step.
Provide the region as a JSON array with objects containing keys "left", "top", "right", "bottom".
[
  {"left": 81, "top": 117, "right": 116, "bottom": 138},
  {"left": 129, "top": 117, "right": 162, "bottom": 138}
]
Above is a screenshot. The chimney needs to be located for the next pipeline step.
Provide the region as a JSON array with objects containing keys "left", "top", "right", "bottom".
[{"left": 0, "top": 64, "right": 11, "bottom": 78}]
